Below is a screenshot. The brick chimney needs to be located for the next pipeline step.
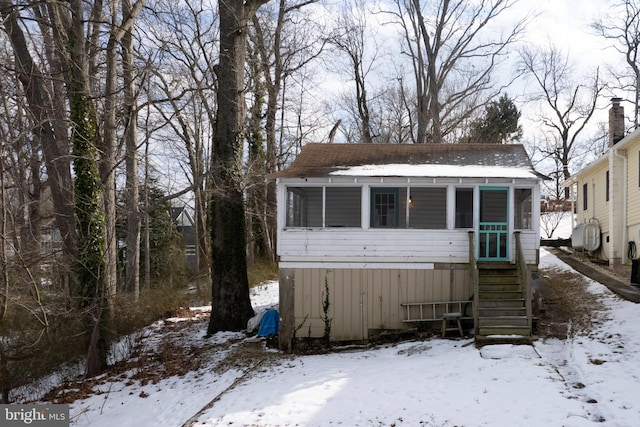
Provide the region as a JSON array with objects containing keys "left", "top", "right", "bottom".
[{"left": 609, "top": 97, "right": 625, "bottom": 146}]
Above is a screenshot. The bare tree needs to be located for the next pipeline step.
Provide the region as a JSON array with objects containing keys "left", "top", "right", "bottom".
[
  {"left": 519, "top": 44, "right": 605, "bottom": 198},
  {"left": 388, "top": 0, "right": 527, "bottom": 143},
  {"left": 250, "top": 0, "right": 325, "bottom": 263},
  {"left": 207, "top": 0, "right": 270, "bottom": 335},
  {"left": 330, "top": 0, "right": 382, "bottom": 143},
  {"left": 0, "top": 0, "right": 77, "bottom": 271},
  {"left": 142, "top": 0, "right": 218, "bottom": 278},
  {"left": 123, "top": 0, "right": 142, "bottom": 301},
  {"left": 592, "top": 0, "right": 640, "bottom": 129},
  {"left": 540, "top": 209, "right": 570, "bottom": 239}
]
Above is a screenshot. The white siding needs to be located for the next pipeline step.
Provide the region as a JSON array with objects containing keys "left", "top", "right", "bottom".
[
  {"left": 280, "top": 228, "right": 539, "bottom": 265},
  {"left": 627, "top": 140, "right": 640, "bottom": 226},
  {"left": 280, "top": 229, "right": 471, "bottom": 263}
]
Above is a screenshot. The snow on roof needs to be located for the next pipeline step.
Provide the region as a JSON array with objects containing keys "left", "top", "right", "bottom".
[{"left": 329, "top": 163, "right": 538, "bottom": 179}]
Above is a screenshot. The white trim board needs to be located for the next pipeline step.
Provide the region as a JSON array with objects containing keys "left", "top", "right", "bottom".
[{"left": 278, "top": 262, "right": 435, "bottom": 270}]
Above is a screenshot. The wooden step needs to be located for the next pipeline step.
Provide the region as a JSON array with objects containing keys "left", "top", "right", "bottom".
[
  {"left": 477, "top": 262, "right": 513, "bottom": 269},
  {"left": 478, "top": 298, "right": 525, "bottom": 308},
  {"left": 479, "top": 290, "right": 523, "bottom": 300},
  {"left": 479, "top": 283, "right": 521, "bottom": 292},
  {"left": 478, "top": 326, "right": 531, "bottom": 336},
  {"left": 475, "top": 335, "right": 534, "bottom": 346},
  {"left": 479, "top": 274, "right": 519, "bottom": 284},
  {"left": 478, "top": 307, "right": 526, "bottom": 317},
  {"left": 478, "top": 316, "right": 529, "bottom": 327}
]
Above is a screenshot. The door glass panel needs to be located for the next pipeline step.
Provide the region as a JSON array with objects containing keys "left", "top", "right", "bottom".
[{"left": 480, "top": 190, "right": 507, "bottom": 222}]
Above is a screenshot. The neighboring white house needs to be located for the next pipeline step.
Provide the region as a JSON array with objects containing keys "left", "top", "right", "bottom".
[
  {"left": 269, "top": 143, "right": 545, "bottom": 348},
  {"left": 564, "top": 98, "right": 640, "bottom": 266}
]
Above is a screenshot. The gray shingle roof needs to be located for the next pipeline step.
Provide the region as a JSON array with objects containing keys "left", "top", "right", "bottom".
[{"left": 269, "top": 143, "right": 540, "bottom": 178}]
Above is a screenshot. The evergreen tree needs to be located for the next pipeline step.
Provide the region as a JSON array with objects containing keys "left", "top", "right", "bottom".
[{"left": 466, "top": 94, "right": 523, "bottom": 144}]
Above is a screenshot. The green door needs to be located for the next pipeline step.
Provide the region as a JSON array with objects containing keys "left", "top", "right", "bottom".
[{"left": 479, "top": 187, "right": 509, "bottom": 261}]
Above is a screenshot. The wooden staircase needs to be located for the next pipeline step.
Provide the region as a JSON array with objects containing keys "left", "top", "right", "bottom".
[{"left": 475, "top": 262, "right": 533, "bottom": 345}]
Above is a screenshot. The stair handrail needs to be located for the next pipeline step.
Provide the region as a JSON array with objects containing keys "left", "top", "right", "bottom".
[
  {"left": 468, "top": 231, "right": 479, "bottom": 336},
  {"left": 514, "top": 231, "right": 532, "bottom": 333}
]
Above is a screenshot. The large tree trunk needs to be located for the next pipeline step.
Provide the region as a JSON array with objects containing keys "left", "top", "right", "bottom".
[
  {"left": 68, "top": 0, "right": 109, "bottom": 377},
  {"left": 207, "top": 0, "right": 269, "bottom": 335},
  {"left": 123, "top": 0, "right": 141, "bottom": 300}
]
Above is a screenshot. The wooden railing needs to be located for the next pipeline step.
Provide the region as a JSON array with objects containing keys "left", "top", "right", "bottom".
[
  {"left": 514, "top": 231, "right": 532, "bottom": 332},
  {"left": 468, "top": 231, "right": 479, "bottom": 337}
]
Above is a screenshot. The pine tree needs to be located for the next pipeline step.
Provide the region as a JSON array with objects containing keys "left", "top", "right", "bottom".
[{"left": 466, "top": 94, "right": 523, "bottom": 144}]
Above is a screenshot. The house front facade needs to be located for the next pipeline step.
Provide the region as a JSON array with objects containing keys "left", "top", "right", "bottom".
[
  {"left": 270, "top": 143, "right": 544, "bottom": 348},
  {"left": 564, "top": 98, "right": 640, "bottom": 266}
]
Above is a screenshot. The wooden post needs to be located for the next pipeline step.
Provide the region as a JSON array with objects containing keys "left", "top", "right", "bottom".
[{"left": 279, "top": 269, "right": 295, "bottom": 352}]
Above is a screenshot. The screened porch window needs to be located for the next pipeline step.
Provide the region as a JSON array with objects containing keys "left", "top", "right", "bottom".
[
  {"left": 286, "top": 186, "right": 361, "bottom": 228},
  {"left": 514, "top": 188, "right": 532, "bottom": 229},
  {"left": 370, "top": 187, "right": 447, "bottom": 229},
  {"left": 286, "top": 187, "right": 322, "bottom": 227},
  {"left": 455, "top": 188, "right": 474, "bottom": 228},
  {"left": 326, "top": 187, "right": 361, "bottom": 227},
  {"left": 408, "top": 187, "right": 447, "bottom": 229}
]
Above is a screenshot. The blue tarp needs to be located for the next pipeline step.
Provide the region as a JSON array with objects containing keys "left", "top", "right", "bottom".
[{"left": 257, "top": 308, "right": 279, "bottom": 337}]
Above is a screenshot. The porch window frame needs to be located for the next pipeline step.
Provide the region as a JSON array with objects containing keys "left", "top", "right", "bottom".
[
  {"left": 513, "top": 187, "right": 533, "bottom": 230},
  {"left": 285, "top": 185, "right": 363, "bottom": 228},
  {"left": 370, "top": 187, "right": 400, "bottom": 228},
  {"left": 454, "top": 187, "right": 474, "bottom": 229}
]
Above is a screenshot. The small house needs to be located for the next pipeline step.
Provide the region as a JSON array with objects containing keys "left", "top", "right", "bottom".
[
  {"left": 564, "top": 98, "right": 640, "bottom": 267},
  {"left": 269, "top": 143, "right": 545, "bottom": 349},
  {"left": 171, "top": 206, "right": 197, "bottom": 270}
]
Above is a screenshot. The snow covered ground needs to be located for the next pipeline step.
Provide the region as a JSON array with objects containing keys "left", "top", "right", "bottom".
[{"left": 63, "top": 242, "right": 640, "bottom": 427}]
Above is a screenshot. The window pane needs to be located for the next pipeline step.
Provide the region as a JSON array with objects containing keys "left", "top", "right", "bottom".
[
  {"left": 480, "top": 190, "right": 507, "bottom": 223},
  {"left": 409, "top": 187, "right": 447, "bottom": 229},
  {"left": 286, "top": 187, "right": 322, "bottom": 227},
  {"left": 514, "top": 188, "right": 532, "bottom": 229},
  {"left": 455, "top": 188, "right": 473, "bottom": 228},
  {"left": 326, "top": 187, "right": 361, "bottom": 227},
  {"left": 371, "top": 188, "right": 398, "bottom": 228},
  {"left": 582, "top": 183, "right": 588, "bottom": 211}
]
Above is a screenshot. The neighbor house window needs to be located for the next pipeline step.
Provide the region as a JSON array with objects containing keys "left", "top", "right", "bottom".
[
  {"left": 514, "top": 188, "right": 532, "bottom": 229},
  {"left": 455, "top": 188, "right": 474, "bottom": 228},
  {"left": 371, "top": 188, "right": 399, "bottom": 228},
  {"left": 409, "top": 187, "right": 447, "bottom": 229},
  {"left": 606, "top": 170, "right": 610, "bottom": 202},
  {"left": 582, "top": 183, "right": 588, "bottom": 211}
]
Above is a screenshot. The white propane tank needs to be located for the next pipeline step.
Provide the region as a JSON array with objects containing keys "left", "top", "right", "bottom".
[
  {"left": 583, "top": 221, "right": 601, "bottom": 251},
  {"left": 572, "top": 219, "right": 600, "bottom": 252},
  {"left": 572, "top": 223, "right": 586, "bottom": 250}
]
